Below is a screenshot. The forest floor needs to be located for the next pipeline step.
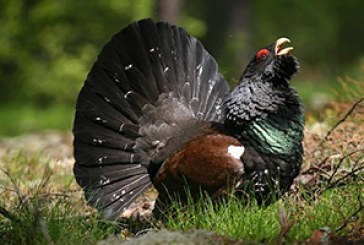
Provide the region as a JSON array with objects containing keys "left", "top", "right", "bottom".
[{"left": 0, "top": 100, "right": 363, "bottom": 244}]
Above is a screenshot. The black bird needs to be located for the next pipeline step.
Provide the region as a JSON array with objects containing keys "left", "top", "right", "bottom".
[{"left": 73, "top": 19, "right": 304, "bottom": 219}]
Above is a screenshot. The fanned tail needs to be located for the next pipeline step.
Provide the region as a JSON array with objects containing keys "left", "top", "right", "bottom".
[{"left": 73, "top": 19, "right": 229, "bottom": 219}]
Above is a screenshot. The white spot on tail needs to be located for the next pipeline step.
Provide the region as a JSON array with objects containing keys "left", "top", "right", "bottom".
[
  {"left": 119, "top": 123, "right": 125, "bottom": 132},
  {"left": 124, "top": 90, "right": 133, "bottom": 98},
  {"left": 228, "top": 145, "right": 245, "bottom": 159},
  {"left": 124, "top": 64, "right": 133, "bottom": 70}
]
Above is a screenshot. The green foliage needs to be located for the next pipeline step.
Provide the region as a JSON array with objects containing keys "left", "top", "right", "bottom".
[
  {"left": 253, "top": 0, "right": 364, "bottom": 70},
  {"left": 1, "top": 0, "right": 364, "bottom": 109},
  {"left": 0, "top": 103, "right": 73, "bottom": 136},
  {"left": 0, "top": 0, "right": 155, "bottom": 105}
]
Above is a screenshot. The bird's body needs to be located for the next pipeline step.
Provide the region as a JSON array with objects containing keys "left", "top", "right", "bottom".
[
  {"left": 73, "top": 19, "right": 304, "bottom": 219},
  {"left": 153, "top": 133, "right": 244, "bottom": 205}
]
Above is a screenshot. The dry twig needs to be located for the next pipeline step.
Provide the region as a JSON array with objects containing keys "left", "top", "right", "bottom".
[
  {"left": 0, "top": 205, "right": 20, "bottom": 223},
  {"left": 274, "top": 203, "right": 295, "bottom": 245},
  {"left": 327, "top": 150, "right": 363, "bottom": 185},
  {"left": 323, "top": 97, "right": 364, "bottom": 142},
  {"left": 0, "top": 167, "right": 24, "bottom": 205},
  {"left": 326, "top": 165, "right": 364, "bottom": 190}
]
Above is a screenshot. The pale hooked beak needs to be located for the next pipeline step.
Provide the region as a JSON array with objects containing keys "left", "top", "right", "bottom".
[{"left": 275, "top": 37, "right": 294, "bottom": 56}]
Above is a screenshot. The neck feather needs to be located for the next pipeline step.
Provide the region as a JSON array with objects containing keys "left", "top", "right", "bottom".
[
  {"left": 245, "top": 111, "right": 304, "bottom": 155},
  {"left": 223, "top": 79, "right": 304, "bottom": 156}
]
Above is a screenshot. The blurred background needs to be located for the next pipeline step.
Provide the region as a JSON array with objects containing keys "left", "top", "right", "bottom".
[{"left": 1, "top": 0, "right": 364, "bottom": 136}]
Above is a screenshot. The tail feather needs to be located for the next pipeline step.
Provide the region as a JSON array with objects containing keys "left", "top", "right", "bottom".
[
  {"left": 73, "top": 19, "right": 229, "bottom": 218},
  {"left": 75, "top": 164, "right": 147, "bottom": 188},
  {"left": 86, "top": 174, "right": 151, "bottom": 219},
  {"left": 86, "top": 66, "right": 142, "bottom": 122},
  {"left": 76, "top": 90, "right": 141, "bottom": 137},
  {"left": 74, "top": 117, "right": 137, "bottom": 151},
  {"left": 90, "top": 174, "right": 150, "bottom": 204},
  {"left": 204, "top": 74, "right": 226, "bottom": 119},
  {"left": 75, "top": 143, "right": 144, "bottom": 165},
  {"left": 106, "top": 23, "right": 164, "bottom": 102}
]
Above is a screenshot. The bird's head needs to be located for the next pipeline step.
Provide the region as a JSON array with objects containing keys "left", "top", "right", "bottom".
[
  {"left": 241, "top": 37, "right": 299, "bottom": 83},
  {"left": 223, "top": 38, "right": 302, "bottom": 125}
]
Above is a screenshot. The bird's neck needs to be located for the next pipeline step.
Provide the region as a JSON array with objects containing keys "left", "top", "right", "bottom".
[{"left": 222, "top": 79, "right": 304, "bottom": 156}]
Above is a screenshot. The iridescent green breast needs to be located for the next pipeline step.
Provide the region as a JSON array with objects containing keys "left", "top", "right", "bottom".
[{"left": 248, "top": 112, "right": 304, "bottom": 155}]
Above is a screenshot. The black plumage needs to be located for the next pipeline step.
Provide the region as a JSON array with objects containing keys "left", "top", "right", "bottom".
[{"left": 73, "top": 19, "right": 304, "bottom": 219}]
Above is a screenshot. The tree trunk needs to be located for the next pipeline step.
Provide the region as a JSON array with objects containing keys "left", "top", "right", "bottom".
[
  {"left": 156, "top": 0, "right": 182, "bottom": 24},
  {"left": 202, "top": 0, "right": 251, "bottom": 57},
  {"left": 202, "top": 0, "right": 252, "bottom": 78},
  {"left": 230, "top": 0, "right": 252, "bottom": 65}
]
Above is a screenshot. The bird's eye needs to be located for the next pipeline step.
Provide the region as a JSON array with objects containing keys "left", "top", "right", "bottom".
[{"left": 256, "top": 49, "right": 270, "bottom": 61}]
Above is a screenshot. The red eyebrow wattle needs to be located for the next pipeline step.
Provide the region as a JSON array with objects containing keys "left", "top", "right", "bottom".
[{"left": 256, "top": 49, "right": 270, "bottom": 59}]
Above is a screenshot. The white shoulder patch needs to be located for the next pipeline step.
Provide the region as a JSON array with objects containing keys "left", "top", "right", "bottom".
[{"left": 227, "top": 145, "right": 245, "bottom": 159}]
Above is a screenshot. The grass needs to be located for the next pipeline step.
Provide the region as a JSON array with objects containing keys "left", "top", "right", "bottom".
[
  {"left": 0, "top": 198, "right": 119, "bottom": 244},
  {"left": 0, "top": 151, "right": 121, "bottom": 244},
  {"left": 163, "top": 195, "right": 282, "bottom": 241},
  {"left": 162, "top": 184, "right": 363, "bottom": 243}
]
